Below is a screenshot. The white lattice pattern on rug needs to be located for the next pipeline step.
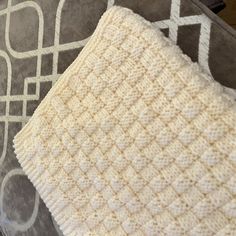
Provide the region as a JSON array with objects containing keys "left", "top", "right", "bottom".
[{"left": 0, "top": 0, "right": 215, "bottom": 235}]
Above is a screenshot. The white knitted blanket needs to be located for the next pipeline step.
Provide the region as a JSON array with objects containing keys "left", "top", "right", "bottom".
[{"left": 14, "top": 6, "right": 236, "bottom": 236}]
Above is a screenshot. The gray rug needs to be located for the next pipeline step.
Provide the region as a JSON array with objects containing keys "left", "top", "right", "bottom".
[{"left": 0, "top": 0, "right": 236, "bottom": 235}]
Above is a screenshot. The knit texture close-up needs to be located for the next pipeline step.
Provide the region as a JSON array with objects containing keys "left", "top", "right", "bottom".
[{"left": 13, "top": 6, "right": 236, "bottom": 236}]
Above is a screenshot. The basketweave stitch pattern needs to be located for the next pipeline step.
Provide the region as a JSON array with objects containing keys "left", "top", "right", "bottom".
[{"left": 14, "top": 6, "right": 236, "bottom": 236}]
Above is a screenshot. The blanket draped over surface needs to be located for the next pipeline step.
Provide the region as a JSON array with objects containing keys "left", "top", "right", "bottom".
[{"left": 13, "top": 6, "right": 236, "bottom": 236}]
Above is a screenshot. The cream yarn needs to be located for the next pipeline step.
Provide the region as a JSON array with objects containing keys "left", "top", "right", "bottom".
[{"left": 14, "top": 6, "right": 236, "bottom": 236}]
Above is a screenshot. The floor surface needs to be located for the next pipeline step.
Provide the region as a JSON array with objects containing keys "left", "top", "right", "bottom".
[{"left": 218, "top": 0, "right": 236, "bottom": 29}]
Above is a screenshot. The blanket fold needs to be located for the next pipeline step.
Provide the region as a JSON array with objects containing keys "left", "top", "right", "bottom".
[{"left": 14, "top": 6, "right": 236, "bottom": 236}]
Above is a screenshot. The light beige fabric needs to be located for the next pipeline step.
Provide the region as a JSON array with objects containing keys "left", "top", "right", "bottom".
[{"left": 14, "top": 6, "right": 236, "bottom": 236}]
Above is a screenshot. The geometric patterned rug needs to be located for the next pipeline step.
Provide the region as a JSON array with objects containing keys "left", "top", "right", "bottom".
[{"left": 0, "top": 0, "right": 236, "bottom": 235}]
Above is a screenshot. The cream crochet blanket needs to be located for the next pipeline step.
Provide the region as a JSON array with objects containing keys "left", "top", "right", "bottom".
[{"left": 14, "top": 6, "right": 236, "bottom": 236}]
